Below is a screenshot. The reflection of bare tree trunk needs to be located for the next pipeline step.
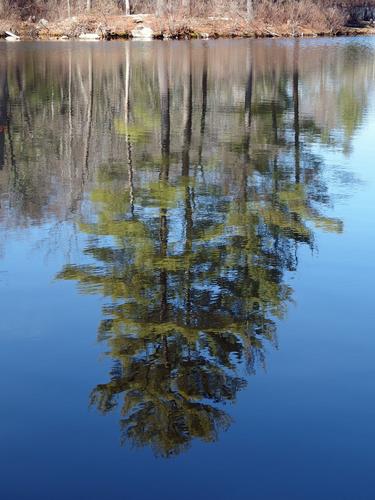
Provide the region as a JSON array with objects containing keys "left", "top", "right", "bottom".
[
  {"left": 271, "top": 100, "right": 278, "bottom": 144},
  {"left": 0, "top": 60, "right": 8, "bottom": 170},
  {"left": 243, "top": 50, "right": 253, "bottom": 169},
  {"left": 245, "top": 64, "right": 253, "bottom": 129},
  {"left": 160, "top": 182, "right": 169, "bottom": 367},
  {"left": 124, "top": 45, "right": 130, "bottom": 128},
  {"left": 184, "top": 176, "right": 193, "bottom": 327},
  {"left": 181, "top": 46, "right": 193, "bottom": 325},
  {"left": 68, "top": 49, "right": 74, "bottom": 194},
  {"left": 198, "top": 46, "right": 208, "bottom": 167},
  {"left": 0, "top": 46, "right": 15, "bottom": 179},
  {"left": 241, "top": 58, "right": 253, "bottom": 203},
  {"left": 83, "top": 50, "right": 94, "bottom": 184},
  {"left": 68, "top": 50, "right": 73, "bottom": 150},
  {"left": 7, "top": 115, "right": 17, "bottom": 183},
  {"left": 16, "top": 67, "right": 32, "bottom": 138},
  {"left": 182, "top": 46, "right": 192, "bottom": 177},
  {"left": 160, "top": 206, "right": 168, "bottom": 322},
  {"left": 158, "top": 45, "right": 170, "bottom": 365},
  {"left": 242, "top": 61, "right": 252, "bottom": 365},
  {"left": 124, "top": 43, "right": 134, "bottom": 216},
  {"left": 127, "top": 141, "right": 134, "bottom": 216},
  {"left": 271, "top": 71, "right": 278, "bottom": 146},
  {"left": 293, "top": 42, "right": 300, "bottom": 185},
  {"left": 271, "top": 70, "right": 279, "bottom": 197},
  {"left": 271, "top": 72, "right": 280, "bottom": 254},
  {"left": 158, "top": 47, "right": 170, "bottom": 180},
  {"left": 293, "top": 42, "right": 301, "bottom": 260}
]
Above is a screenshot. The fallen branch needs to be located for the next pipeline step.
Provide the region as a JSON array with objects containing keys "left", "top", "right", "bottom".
[
  {"left": 264, "top": 26, "right": 281, "bottom": 36},
  {"left": 5, "top": 30, "right": 20, "bottom": 39}
]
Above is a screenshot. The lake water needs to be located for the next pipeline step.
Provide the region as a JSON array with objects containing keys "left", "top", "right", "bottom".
[{"left": 0, "top": 38, "right": 374, "bottom": 499}]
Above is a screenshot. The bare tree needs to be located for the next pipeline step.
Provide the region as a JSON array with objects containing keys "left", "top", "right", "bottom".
[
  {"left": 182, "top": 0, "right": 191, "bottom": 16},
  {"left": 247, "top": 0, "right": 254, "bottom": 19},
  {"left": 157, "top": 0, "right": 164, "bottom": 17}
]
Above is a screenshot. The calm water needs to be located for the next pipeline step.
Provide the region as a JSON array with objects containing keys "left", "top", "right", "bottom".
[{"left": 0, "top": 38, "right": 375, "bottom": 499}]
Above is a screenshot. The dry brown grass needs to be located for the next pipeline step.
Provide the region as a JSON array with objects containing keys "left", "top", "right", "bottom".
[
  {"left": 0, "top": 0, "right": 359, "bottom": 22},
  {"left": 252, "top": 0, "right": 345, "bottom": 35}
]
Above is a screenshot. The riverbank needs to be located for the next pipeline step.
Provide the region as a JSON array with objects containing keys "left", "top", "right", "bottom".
[{"left": 1, "top": 13, "right": 375, "bottom": 40}]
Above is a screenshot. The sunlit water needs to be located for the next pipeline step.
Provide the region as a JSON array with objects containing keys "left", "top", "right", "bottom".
[{"left": 0, "top": 38, "right": 375, "bottom": 499}]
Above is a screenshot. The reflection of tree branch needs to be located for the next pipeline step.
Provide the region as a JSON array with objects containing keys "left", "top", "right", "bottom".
[{"left": 158, "top": 46, "right": 171, "bottom": 368}]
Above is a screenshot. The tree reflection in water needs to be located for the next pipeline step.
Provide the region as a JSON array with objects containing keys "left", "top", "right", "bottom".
[{"left": 53, "top": 40, "right": 355, "bottom": 456}]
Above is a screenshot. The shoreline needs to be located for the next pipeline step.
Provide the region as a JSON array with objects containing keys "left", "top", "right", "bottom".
[{"left": 1, "top": 14, "right": 375, "bottom": 41}]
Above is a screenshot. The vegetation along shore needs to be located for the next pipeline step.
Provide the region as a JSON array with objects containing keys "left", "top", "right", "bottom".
[{"left": 1, "top": 0, "right": 375, "bottom": 40}]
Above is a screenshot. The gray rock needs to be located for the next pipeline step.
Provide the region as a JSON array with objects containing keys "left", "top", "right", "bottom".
[
  {"left": 131, "top": 26, "right": 154, "bottom": 39},
  {"left": 38, "top": 18, "right": 49, "bottom": 28}
]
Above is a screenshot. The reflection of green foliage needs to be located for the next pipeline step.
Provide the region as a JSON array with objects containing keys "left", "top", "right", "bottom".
[
  {"left": 255, "top": 184, "right": 342, "bottom": 241},
  {"left": 340, "top": 88, "right": 362, "bottom": 136},
  {"left": 58, "top": 136, "right": 341, "bottom": 457},
  {"left": 58, "top": 167, "right": 293, "bottom": 455},
  {"left": 339, "top": 87, "right": 366, "bottom": 155},
  {"left": 115, "top": 118, "right": 151, "bottom": 143}
]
